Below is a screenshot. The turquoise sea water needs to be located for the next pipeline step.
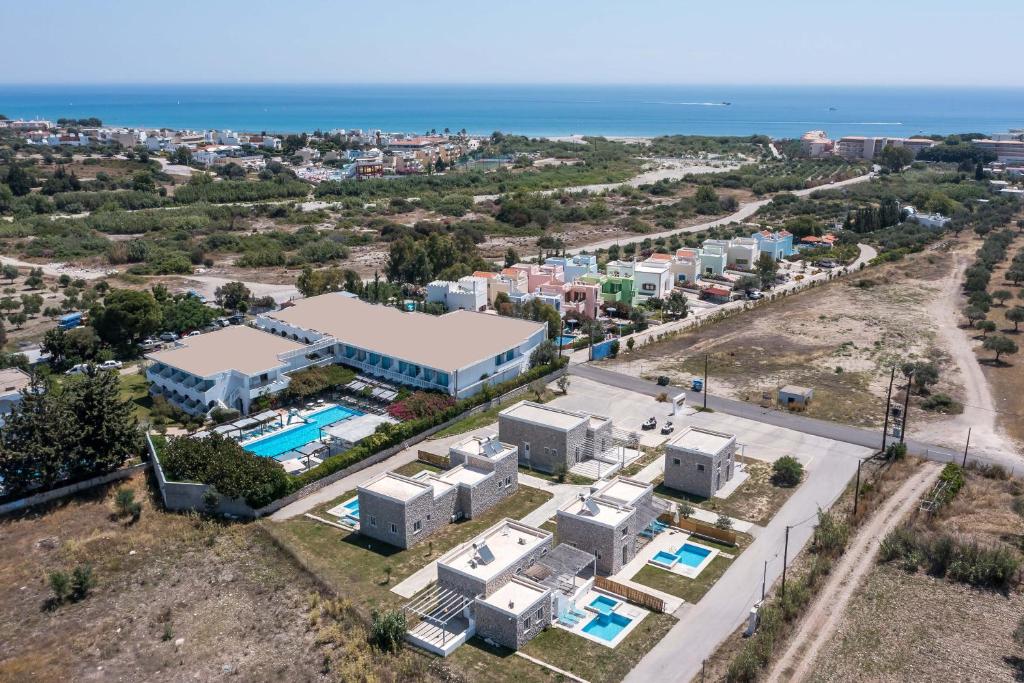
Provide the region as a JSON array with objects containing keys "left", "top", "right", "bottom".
[{"left": 0, "top": 84, "right": 1021, "bottom": 138}]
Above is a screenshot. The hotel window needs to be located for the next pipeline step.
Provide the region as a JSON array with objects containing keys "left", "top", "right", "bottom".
[
  {"left": 390, "top": 523, "right": 398, "bottom": 534},
  {"left": 413, "top": 520, "right": 422, "bottom": 534},
  {"left": 673, "top": 458, "right": 681, "bottom": 466},
  {"left": 505, "top": 476, "right": 512, "bottom": 486},
  {"left": 697, "top": 464, "right": 705, "bottom": 472}
]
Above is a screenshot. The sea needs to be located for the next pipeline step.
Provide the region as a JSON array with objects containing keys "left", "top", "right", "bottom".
[{"left": 0, "top": 84, "right": 1022, "bottom": 139}]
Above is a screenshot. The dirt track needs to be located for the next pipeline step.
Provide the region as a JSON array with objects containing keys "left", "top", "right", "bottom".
[{"left": 766, "top": 461, "right": 942, "bottom": 682}]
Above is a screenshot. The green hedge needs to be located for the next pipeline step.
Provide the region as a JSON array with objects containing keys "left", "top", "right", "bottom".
[{"left": 287, "top": 358, "right": 567, "bottom": 491}]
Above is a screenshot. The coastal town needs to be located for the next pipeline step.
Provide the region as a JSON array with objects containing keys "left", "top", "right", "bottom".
[{"left": 3, "top": 98, "right": 1024, "bottom": 682}]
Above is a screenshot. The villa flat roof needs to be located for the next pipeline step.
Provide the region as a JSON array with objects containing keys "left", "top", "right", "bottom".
[
  {"left": 439, "top": 519, "right": 551, "bottom": 582},
  {"left": 146, "top": 326, "right": 307, "bottom": 378},
  {"left": 359, "top": 472, "right": 431, "bottom": 502},
  {"left": 559, "top": 495, "right": 633, "bottom": 527},
  {"left": 595, "top": 477, "right": 651, "bottom": 507},
  {"left": 438, "top": 465, "right": 491, "bottom": 486},
  {"left": 264, "top": 293, "right": 545, "bottom": 373},
  {"left": 450, "top": 434, "right": 516, "bottom": 460},
  {"left": 479, "top": 578, "right": 549, "bottom": 616},
  {"left": 501, "top": 401, "right": 588, "bottom": 431},
  {"left": 667, "top": 426, "right": 735, "bottom": 456}
]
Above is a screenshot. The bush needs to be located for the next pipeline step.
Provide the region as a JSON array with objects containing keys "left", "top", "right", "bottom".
[
  {"left": 114, "top": 487, "right": 141, "bottom": 521},
  {"left": 771, "top": 456, "right": 803, "bottom": 487},
  {"left": 920, "top": 393, "right": 963, "bottom": 414},
  {"left": 884, "top": 442, "right": 907, "bottom": 460},
  {"left": 812, "top": 509, "right": 849, "bottom": 557},
  {"left": 160, "top": 433, "right": 290, "bottom": 508},
  {"left": 210, "top": 407, "right": 240, "bottom": 424},
  {"left": 71, "top": 564, "right": 96, "bottom": 600},
  {"left": 715, "top": 514, "right": 734, "bottom": 530},
  {"left": 370, "top": 609, "right": 406, "bottom": 652},
  {"left": 386, "top": 391, "right": 456, "bottom": 421},
  {"left": 49, "top": 570, "right": 71, "bottom": 604}
]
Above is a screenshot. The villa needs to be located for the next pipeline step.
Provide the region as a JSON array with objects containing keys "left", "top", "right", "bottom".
[
  {"left": 498, "top": 401, "right": 615, "bottom": 474},
  {"left": 357, "top": 434, "right": 519, "bottom": 549},
  {"left": 702, "top": 237, "right": 760, "bottom": 270},
  {"left": 664, "top": 426, "right": 737, "bottom": 498},
  {"left": 633, "top": 259, "right": 674, "bottom": 301},
  {"left": 751, "top": 229, "right": 795, "bottom": 261},
  {"left": 404, "top": 518, "right": 600, "bottom": 655},
  {"left": 544, "top": 254, "right": 599, "bottom": 282},
  {"left": 425, "top": 275, "right": 489, "bottom": 312},
  {"left": 556, "top": 477, "right": 669, "bottom": 575}
]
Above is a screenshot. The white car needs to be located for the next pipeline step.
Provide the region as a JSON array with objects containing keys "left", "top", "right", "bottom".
[
  {"left": 64, "top": 363, "right": 90, "bottom": 376},
  {"left": 99, "top": 360, "right": 123, "bottom": 370},
  {"left": 185, "top": 330, "right": 201, "bottom": 337}
]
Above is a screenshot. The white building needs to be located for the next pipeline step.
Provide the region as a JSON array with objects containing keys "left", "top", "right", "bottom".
[
  {"left": 145, "top": 325, "right": 312, "bottom": 416},
  {"left": 257, "top": 293, "right": 547, "bottom": 399},
  {"left": 633, "top": 260, "right": 674, "bottom": 301},
  {"left": 0, "top": 368, "right": 31, "bottom": 427},
  {"left": 702, "top": 237, "right": 760, "bottom": 270},
  {"left": 425, "top": 276, "right": 489, "bottom": 312}
]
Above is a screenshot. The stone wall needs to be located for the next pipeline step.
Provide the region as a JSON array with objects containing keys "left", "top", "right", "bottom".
[
  {"left": 499, "top": 417, "right": 586, "bottom": 474},
  {"left": 438, "top": 534, "right": 554, "bottom": 599},
  {"left": 663, "top": 441, "right": 736, "bottom": 498},
  {"left": 463, "top": 451, "right": 518, "bottom": 519},
  {"left": 556, "top": 507, "right": 638, "bottom": 575},
  {"left": 474, "top": 590, "right": 551, "bottom": 650}
]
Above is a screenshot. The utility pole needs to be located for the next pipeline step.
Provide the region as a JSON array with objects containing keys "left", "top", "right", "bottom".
[
  {"left": 899, "top": 370, "right": 913, "bottom": 445},
  {"left": 703, "top": 353, "right": 709, "bottom": 410},
  {"left": 761, "top": 559, "right": 768, "bottom": 601},
  {"left": 962, "top": 427, "right": 972, "bottom": 468},
  {"left": 781, "top": 525, "right": 791, "bottom": 598},
  {"left": 881, "top": 366, "right": 895, "bottom": 451},
  {"left": 853, "top": 458, "right": 863, "bottom": 516}
]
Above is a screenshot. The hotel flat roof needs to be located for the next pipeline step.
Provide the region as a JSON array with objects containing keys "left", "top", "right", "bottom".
[
  {"left": 439, "top": 519, "right": 551, "bottom": 582},
  {"left": 0, "top": 367, "right": 30, "bottom": 396},
  {"left": 500, "top": 401, "right": 588, "bottom": 431},
  {"left": 146, "top": 326, "right": 307, "bottom": 378},
  {"left": 263, "top": 293, "right": 545, "bottom": 373}
]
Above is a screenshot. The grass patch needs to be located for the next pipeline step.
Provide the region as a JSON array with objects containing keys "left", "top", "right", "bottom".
[
  {"left": 266, "top": 485, "right": 554, "bottom": 613},
  {"left": 392, "top": 461, "right": 441, "bottom": 478},
  {"left": 519, "top": 612, "right": 677, "bottom": 683},
  {"left": 430, "top": 389, "right": 555, "bottom": 439},
  {"left": 518, "top": 465, "right": 595, "bottom": 486},
  {"left": 630, "top": 535, "right": 750, "bottom": 603}
]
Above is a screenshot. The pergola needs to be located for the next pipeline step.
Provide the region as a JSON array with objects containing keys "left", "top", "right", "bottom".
[
  {"left": 294, "top": 440, "right": 328, "bottom": 467},
  {"left": 212, "top": 423, "right": 242, "bottom": 438},
  {"left": 523, "top": 544, "right": 596, "bottom": 595},
  {"left": 252, "top": 410, "right": 283, "bottom": 433},
  {"left": 402, "top": 585, "right": 473, "bottom": 648}
]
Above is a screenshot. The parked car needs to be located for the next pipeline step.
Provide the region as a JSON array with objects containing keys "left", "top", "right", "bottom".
[
  {"left": 746, "top": 289, "right": 764, "bottom": 300},
  {"left": 99, "top": 360, "right": 123, "bottom": 370},
  {"left": 656, "top": 375, "right": 671, "bottom": 386},
  {"left": 159, "top": 332, "right": 179, "bottom": 343},
  {"left": 642, "top": 417, "right": 657, "bottom": 430},
  {"left": 65, "top": 363, "right": 90, "bottom": 376},
  {"left": 818, "top": 259, "right": 838, "bottom": 269},
  {"left": 185, "top": 330, "right": 201, "bottom": 337},
  {"left": 660, "top": 421, "right": 675, "bottom": 435},
  {"left": 227, "top": 313, "right": 245, "bottom": 325}
]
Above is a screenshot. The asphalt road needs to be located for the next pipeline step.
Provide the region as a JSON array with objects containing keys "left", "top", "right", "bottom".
[{"left": 569, "top": 364, "right": 1013, "bottom": 470}]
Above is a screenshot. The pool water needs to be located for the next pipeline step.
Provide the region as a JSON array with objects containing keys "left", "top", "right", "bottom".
[
  {"left": 676, "top": 543, "right": 712, "bottom": 568},
  {"left": 581, "top": 612, "right": 632, "bottom": 641},
  {"left": 343, "top": 498, "right": 360, "bottom": 519},
  {"left": 556, "top": 335, "right": 576, "bottom": 347},
  {"left": 589, "top": 595, "right": 619, "bottom": 614},
  {"left": 243, "top": 405, "right": 362, "bottom": 458},
  {"left": 652, "top": 550, "right": 678, "bottom": 566}
]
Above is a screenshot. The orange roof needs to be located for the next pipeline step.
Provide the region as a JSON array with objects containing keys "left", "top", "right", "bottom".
[
  {"left": 703, "top": 286, "right": 731, "bottom": 296},
  {"left": 473, "top": 271, "right": 497, "bottom": 279},
  {"left": 500, "top": 268, "right": 521, "bottom": 277},
  {"left": 649, "top": 253, "right": 671, "bottom": 261},
  {"left": 676, "top": 248, "right": 696, "bottom": 258},
  {"left": 801, "top": 235, "right": 822, "bottom": 242}
]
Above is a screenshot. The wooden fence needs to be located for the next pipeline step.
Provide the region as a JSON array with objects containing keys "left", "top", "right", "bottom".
[
  {"left": 594, "top": 576, "right": 667, "bottom": 613},
  {"left": 417, "top": 451, "right": 451, "bottom": 469},
  {"left": 659, "top": 513, "right": 738, "bottom": 546}
]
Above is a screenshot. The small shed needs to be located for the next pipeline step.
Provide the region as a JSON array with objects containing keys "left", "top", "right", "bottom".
[{"left": 778, "top": 385, "right": 813, "bottom": 409}]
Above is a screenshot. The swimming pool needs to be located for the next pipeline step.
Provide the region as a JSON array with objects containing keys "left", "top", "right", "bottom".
[
  {"left": 242, "top": 405, "right": 362, "bottom": 458},
  {"left": 342, "top": 497, "right": 359, "bottom": 520},
  {"left": 589, "top": 595, "right": 619, "bottom": 614},
  {"left": 650, "top": 543, "right": 713, "bottom": 570},
  {"left": 556, "top": 335, "right": 576, "bottom": 347},
  {"left": 581, "top": 611, "right": 632, "bottom": 642}
]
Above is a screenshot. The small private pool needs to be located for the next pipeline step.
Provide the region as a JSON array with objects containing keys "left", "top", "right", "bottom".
[
  {"left": 581, "top": 611, "right": 632, "bottom": 642},
  {"left": 556, "top": 335, "right": 577, "bottom": 347},
  {"left": 242, "top": 405, "right": 362, "bottom": 458},
  {"left": 589, "top": 595, "right": 620, "bottom": 614},
  {"left": 650, "top": 542, "right": 715, "bottom": 573},
  {"left": 342, "top": 497, "right": 359, "bottom": 520}
]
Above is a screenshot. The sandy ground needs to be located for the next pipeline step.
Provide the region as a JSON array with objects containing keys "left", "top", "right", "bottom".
[{"left": 767, "top": 461, "right": 942, "bottom": 682}]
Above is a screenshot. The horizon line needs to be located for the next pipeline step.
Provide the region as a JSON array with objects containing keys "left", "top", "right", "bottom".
[{"left": 2, "top": 82, "right": 1024, "bottom": 90}]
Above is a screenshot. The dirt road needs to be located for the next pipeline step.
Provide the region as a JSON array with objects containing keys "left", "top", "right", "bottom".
[
  {"left": 925, "top": 248, "right": 1018, "bottom": 459},
  {"left": 766, "top": 461, "right": 942, "bottom": 682}
]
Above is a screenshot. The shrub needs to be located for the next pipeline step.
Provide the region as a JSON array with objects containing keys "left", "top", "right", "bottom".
[
  {"left": 210, "top": 407, "right": 240, "bottom": 424},
  {"left": 370, "top": 609, "right": 406, "bottom": 653},
  {"left": 812, "top": 509, "right": 849, "bottom": 557},
  {"left": 679, "top": 501, "right": 695, "bottom": 519},
  {"left": 386, "top": 391, "right": 456, "bottom": 421},
  {"left": 920, "top": 393, "right": 963, "bottom": 414},
  {"left": 884, "top": 442, "right": 907, "bottom": 460},
  {"left": 49, "top": 570, "right": 71, "bottom": 604},
  {"left": 114, "top": 487, "right": 141, "bottom": 521},
  {"left": 71, "top": 564, "right": 96, "bottom": 600},
  {"left": 771, "top": 456, "right": 803, "bottom": 487},
  {"left": 160, "top": 433, "right": 290, "bottom": 508},
  {"left": 715, "top": 514, "right": 734, "bottom": 530}
]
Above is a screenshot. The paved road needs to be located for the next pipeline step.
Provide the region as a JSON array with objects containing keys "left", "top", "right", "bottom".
[
  {"left": 569, "top": 364, "right": 1017, "bottom": 469},
  {"left": 623, "top": 419, "right": 861, "bottom": 683},
  {"left": 565, "top": 170, "right": 876, "bottom": 255}
]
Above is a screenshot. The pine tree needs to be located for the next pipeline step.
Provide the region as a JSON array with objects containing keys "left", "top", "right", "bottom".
[{"left": 64, "top": 370, "right": 141, "bottom": 479}]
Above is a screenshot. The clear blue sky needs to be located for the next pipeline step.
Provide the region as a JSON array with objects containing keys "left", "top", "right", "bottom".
[{"left": 5, "top": 0, "right": 1024, "bottom": 87}]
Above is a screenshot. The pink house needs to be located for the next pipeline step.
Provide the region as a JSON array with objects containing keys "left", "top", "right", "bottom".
[{"left": 507, "top": 263, "right": 598, "bottom": 318}]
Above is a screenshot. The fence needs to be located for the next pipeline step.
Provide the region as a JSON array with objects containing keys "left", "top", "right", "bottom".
[
  {"left": 594, "top": 576, "right": 667, "bottom": 613},
  {"left": 659, "top": 513, "right": 738, "bottom": 546},
  {"left": 0, "top": 462, "right": 149, "bottom": 517},
  {"left": 417, "top": 451, "right": 451, "bottom": 469}
]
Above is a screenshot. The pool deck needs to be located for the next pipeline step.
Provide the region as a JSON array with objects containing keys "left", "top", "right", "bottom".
[{"left": 553, "top": 587, "right": 650, "bottom": 648}]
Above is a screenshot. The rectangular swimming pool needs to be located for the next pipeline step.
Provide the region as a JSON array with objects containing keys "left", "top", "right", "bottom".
[
  {"left": 676, "top": 543, "right": 712, "bottom": 568},
  {"left": 342, "top": 497, "right": 359, "bottom": 520},
  {"left": 242, "top": 405, "right": 362, "bottom": 458},
  {"left": 581, "top": 612, "right": 632, "bottom": 642},
  {"left": 589, "top": 595, "right": 619, "bottom": 614}
]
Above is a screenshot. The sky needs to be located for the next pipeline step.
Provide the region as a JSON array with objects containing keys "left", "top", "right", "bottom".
[{"left": 4, "top": 0, "right": 1024, "bottom": 87}]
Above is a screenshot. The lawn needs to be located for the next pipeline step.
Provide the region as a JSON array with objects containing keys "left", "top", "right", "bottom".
[
  {"left": 520, "top": 612, "right": 678, "bottom": 683},
  {"left": 264, "top": 484, "right": 555, "bottom": 612},
  {"left": 629, "top": 535, "right": 751, "bottom": 604},
  {"left": 118, "top": 370, "right": 156, "bottom": 422},
  {"left": 650, "top": 456, "right": 798, "bottom": 526},
  {"left": 430, "top": 388, "right": 555, "bottom": 439}
]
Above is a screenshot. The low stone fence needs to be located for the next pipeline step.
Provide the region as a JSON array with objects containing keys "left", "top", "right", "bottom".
[{"left": 0, "top": 462, "right": 149, "bottom": 517}]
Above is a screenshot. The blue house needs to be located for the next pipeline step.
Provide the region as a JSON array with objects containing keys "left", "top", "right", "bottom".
[
  {"left": 544, "top": 255, "right": 598, "bottom": 282},
  {"left": 751, "top": 229, "right": 795, "bottom": 261}
]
